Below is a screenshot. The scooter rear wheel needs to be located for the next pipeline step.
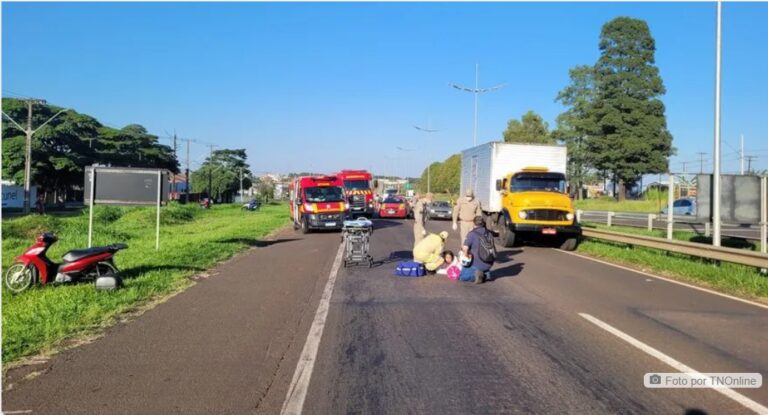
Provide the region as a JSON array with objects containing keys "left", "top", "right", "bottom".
[{"left": 4, "top": 262, "right": 36, "bottom": 293}]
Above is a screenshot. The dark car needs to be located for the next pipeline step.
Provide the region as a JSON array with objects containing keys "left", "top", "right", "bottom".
[{"left": 427, "top": 201, "right": 452, "bottom": 220}]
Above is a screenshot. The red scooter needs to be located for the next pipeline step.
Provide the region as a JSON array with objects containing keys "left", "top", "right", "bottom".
[{"left": 4, "top": 232, "right": 128, "bottom": 293}]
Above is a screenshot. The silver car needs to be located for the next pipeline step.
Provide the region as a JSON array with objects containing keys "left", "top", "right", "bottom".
[{"left": 427, "top": 201, "right": 453, "bottom": 220}]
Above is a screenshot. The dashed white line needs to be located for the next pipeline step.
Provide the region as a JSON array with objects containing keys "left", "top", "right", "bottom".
[
  {"left": 579, "top": 313, "right": 768, "bottom": 415},
  {"left": 280, "top": 242, "right": 345, "bottom": 415}
]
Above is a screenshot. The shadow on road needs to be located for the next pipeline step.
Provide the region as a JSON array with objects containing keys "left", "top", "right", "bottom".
[
  {"left": 490, "top": 262, "right": 524, "bottom": 281},
  {"left": 215, "top": 237, "right": 301, "bottom": 248},
  {"left": 495, "top": 249, "right": 523, "bottom": 264},
  {"left": 372, "top": 219, "right": 406, "bottom": 230},
  {"left": 370, "top": 250, "right": 412, "bottom": 268},
  {"left": 121, "top": 264, "right": 207, "bottom": 280}
]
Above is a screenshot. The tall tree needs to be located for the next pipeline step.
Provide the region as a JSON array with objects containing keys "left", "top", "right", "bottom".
[
  {"left": 502, "top": 111, "right": 553, "bottom": 144},
  {"left": 589, "top": 17, "right": 674, "bottom": 200},
  {"left": 553, "top": 65, "right": 596, "bottom": 199},
  {"left": 191, "top": 149, "right": 251, "bottom": 201},
  {"left": 2, "top": 98, "right": 180, "bottom": 200}
]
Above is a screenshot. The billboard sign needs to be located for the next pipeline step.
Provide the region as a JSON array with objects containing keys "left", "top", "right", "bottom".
[
  {"left": 84, "top": 167, "right": 168, "bottom": 206},
  {"left": 696, "top": 174, "right": 762, "bottom": 223},
  {"left": 1, "top": 184, "right": 37, "bottom": 208}
]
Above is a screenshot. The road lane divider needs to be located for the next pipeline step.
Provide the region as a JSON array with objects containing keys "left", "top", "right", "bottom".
[
  {"left": 579, "top": 313, "right": 768, "bottom": 415},
  {"left": 281, "top": 241, "right": 345, "bottom": 415},
  {"left": 557, "top": 250, "right": 768, "bottom": 310}
]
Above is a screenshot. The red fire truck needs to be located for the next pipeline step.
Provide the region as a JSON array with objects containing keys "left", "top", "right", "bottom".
[
  {"left": 335, "top": 170, "right": 376, "bottom": 218},
  {"left": 289, "top": 175, "right": 347, "bottom": 233}
]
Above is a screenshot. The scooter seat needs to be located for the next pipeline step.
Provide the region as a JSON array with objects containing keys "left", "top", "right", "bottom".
[{"left": 62, "top": 246, "right": 114, "bottom": 263}]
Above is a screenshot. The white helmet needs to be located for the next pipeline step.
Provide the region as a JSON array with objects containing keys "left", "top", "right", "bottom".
[{"left": 460, "top": 252, "right": 472, "bottom": 267}]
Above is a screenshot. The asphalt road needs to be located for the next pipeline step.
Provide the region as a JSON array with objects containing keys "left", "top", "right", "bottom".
[
  {"left": 580, "top": 210, "right": 763, "bottom": 241},
  {"left": 4, "top": 219, "right": 768, "bottom": 414}
]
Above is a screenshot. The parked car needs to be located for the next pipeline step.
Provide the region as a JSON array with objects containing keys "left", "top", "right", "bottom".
[
  {"left": 427, "top": 201, "right": 452, "bottom": 220},
  {"left": 660, "top": 197, "right": 697, "bottom": 216},
  {"left": 378, "top": 196, "right": 410, "bottom": 219}
]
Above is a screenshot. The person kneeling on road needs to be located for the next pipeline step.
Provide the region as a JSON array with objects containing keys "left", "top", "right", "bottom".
[
  {"left": 460, "top": 216, "right": 496, "bottom": 284},
  {"left": 413, "top": 231, "right": 448, "bottom": 273}
]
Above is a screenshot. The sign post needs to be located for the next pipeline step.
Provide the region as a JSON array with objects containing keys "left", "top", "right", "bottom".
[
  {"left": 88, "top": 166, "right": 96, "bottom": 247},
  {"left": 156, "top": 170, "right": 162, "bottom": 250},
  {"left": 85, "top": 166, "right": 168, "bottom": 251}
]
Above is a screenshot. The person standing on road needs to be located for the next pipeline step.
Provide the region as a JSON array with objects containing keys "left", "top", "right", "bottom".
[
  {"left": 453, "top": 189, "right": 482, "bottom": 249},
  {"left": 413, "top": 231, "right": 448, "bottom": 272},
  {"left": 460, "top": 216, "right": 496, "bottom": 284},
  {"left": 412, "top": 193, "right": 432, "bottom": 246}
]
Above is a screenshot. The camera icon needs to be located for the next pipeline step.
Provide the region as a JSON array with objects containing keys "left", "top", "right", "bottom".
[{"left": 649, "top": 374, "right": 661, "bottom": 385}]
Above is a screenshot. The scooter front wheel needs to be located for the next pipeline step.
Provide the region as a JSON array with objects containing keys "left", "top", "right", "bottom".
[{"left": 4, "top": 262, "right": 36, "bottom": 293}]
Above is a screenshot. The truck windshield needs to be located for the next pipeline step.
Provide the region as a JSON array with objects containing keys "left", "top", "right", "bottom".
[
  {"left": 343, "top": 180, "right": 370, "bottom": 190},
  {"left": 511, "top": 173, "right": 566, "bottom": 193},
  {"left": 304, "top": 187, "right": 344, "bottom": 202}
]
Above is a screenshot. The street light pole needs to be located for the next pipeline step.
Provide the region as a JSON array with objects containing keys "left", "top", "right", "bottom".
[
  {"left": 2, "top": 99, "right": 68, "bottom": 214},
  {"left": 713, "top": 0, "right": 723, "bottom": 247},
  {"left": 413, "top": 124, "right": 439, "bottom": 193},
  {"left": 451, "top": 64, "right": 505, "bottom": 147}
]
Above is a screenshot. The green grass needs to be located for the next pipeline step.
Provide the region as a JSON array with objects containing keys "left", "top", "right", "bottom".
[
  {"left": 575, "top": 193, "right": 669, "bottom": 213},
  {"left": 2, "top": 203, "right": 290, "bottom": 363},
  {"left": 577, "top": 222, "right": 768, "bottom": 302}
]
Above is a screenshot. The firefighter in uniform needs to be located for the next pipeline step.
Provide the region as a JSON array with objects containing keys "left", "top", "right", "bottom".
[
  {"left": 453, "top": 189, "right": 482, "bottom": 248},
  {"left": 412, "top": 193, "right": 432, "bottom": 246}
]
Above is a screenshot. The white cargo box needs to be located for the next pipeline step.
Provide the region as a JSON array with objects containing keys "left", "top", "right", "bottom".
[{"left": 460, "top": 142, "right": 567, "bottom": 213}]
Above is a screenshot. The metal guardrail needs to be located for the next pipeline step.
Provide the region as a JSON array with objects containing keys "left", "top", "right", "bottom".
[{"left": 581, "top": 228, "right": 768, "bottom": 269}]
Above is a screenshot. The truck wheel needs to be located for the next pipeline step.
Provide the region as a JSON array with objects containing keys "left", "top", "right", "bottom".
[
  {"left": 559, "top": 237, "right": 579, "bottom": 251},
  {"left": 498, "top": 218, "right": 516, "bottom": 248},
  {"left": 301, "top": 218, "right": 311, "bottom": 234}
]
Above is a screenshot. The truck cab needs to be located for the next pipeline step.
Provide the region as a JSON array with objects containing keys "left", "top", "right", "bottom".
[
  {"left": 495, "top": 167, "right": 581, "bottom": 250},
  {"left": 335, "top": 170, "right": 376, "bottom": 218},
  {"left": 289, "top": 175, "right": 347, "bottom": 233}
]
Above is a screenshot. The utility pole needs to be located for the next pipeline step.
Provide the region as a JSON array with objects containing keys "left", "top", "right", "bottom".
[
  {"left": 1, "top": 99, "right": 68, "bottom": 214},
  {"left": 740, "top": 134, "right": 745, "bottom": 175},
  {"left": 207, "top": 144, "right": 216, "bottom": 200},
  {"left": 414, "top": 123, "right": 439, "bottom": 193},
  {"left": 450, "top": 64, "right": 505, "bottom": 147},
  {"left": 712, "top": 0, "right": 723, "bottom": 247},
  {"left": 172, "top": 131, "right": 178, "bottom": 201},
  {"left": 682, "top": 161, "right": 688, "bottom": 174},
  {"left": 239, "top": 167, "right": 244, "bottom": 203},
  {"left": 697, "top": 152, "right": 707, "bottom": 174},
  {"left": 745, "top": 155, "right": 757, "bottom": 174},
  {"left": 185, "top": 139, "right": 191, "bottom": 203}
]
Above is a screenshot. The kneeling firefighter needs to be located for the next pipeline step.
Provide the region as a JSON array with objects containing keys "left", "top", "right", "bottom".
[{"left": 413, "top": 231, "right": 448, "bottom": 272}]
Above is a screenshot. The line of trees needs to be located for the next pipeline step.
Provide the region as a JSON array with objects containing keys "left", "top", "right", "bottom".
[
  {"left": 190, "top": 149, "right": 252, "bottom": 202},
  {"left": 423, "top": 17, "right": 674, "bottom": 201},
  {"left": 2, "top": 98, "right": 179, "bottom": 199}
]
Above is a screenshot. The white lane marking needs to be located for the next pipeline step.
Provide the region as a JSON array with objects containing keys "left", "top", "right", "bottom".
[
  {"left": 4, "top": 411, "right": 33, "bottom": 414},
  {"left": 579, "top": 313, "right": 768, "bottom": 415},
  {"left": 557, "top": 250, "right": 768, "bottom": 310},
  {"left": 281, "top": 242, "right": 345, "bottom": 415}
]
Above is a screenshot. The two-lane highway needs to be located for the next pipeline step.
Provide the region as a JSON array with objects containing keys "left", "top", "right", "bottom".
[
  {"left": 4, "top": 219, "right": 767, "bottom": 414},
  {"left": 294, "top": 219, "right": 768, "bottom": 414}
]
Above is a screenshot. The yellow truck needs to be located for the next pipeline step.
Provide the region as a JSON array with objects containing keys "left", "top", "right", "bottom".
[{"left": 460, "top": 142, "right": 581, "bottom": 251}]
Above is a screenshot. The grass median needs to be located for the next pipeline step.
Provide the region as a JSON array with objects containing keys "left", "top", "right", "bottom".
[
  {"left": 1, "top": 203, "right": 291, "bottom": 363},
  {"left": 576, "top": 222, "right": 768, "bottom": 302}
]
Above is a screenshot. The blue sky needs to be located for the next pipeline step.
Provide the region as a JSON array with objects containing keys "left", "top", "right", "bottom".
[{"left": 3, "top": 2, "right": 767, "bottom": 177}]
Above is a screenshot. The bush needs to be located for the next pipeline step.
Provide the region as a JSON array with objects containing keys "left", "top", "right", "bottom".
[
  {"left": 2, "top": 215, "right": 62, "bottom": 240},
  {"left": 95, "top": 206, "right": 125, "bottom": 223},
  {"left": 161, "top": 204, "right": 198, "bottom": 224}
]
